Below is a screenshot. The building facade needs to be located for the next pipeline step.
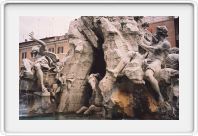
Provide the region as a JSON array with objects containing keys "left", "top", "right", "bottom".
[
  {"left": 19, "top": 35, "right": 70, "bottom": 69},
  {"left": 19, "top": 16, "right": 179, "bottom": 69}
]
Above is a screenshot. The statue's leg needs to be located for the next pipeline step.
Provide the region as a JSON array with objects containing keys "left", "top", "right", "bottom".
[
  {"left": 34, "top": 63, "right": 48, "bottom": 93},
  {"left": 145, "top": 69, "right": 164, "bottom": 102},
  {"left": 84, "top": 105, "right": 102, "bottom": 115},
  {"left": 76, "top": 106, "right": 88, "bottom": 114},
  {"left": 107, "top": 57, "right": 129, "bottom": 78},
  {"left": 107, "top": 51, "right": 137, "bottom": 77},
  {"left": 83, "top": 105, "right": 95, "bottom": 115}
]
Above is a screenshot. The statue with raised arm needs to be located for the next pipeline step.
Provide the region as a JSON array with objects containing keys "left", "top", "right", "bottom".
[
  {"left": 137, "top": 26, "right": 171, "bottom": 107},
  {"left": 22, "top": 32, "right": 60, "bottom": 95}
]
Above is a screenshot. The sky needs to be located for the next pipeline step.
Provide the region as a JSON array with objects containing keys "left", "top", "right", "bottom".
[{"left": 19, "top": 16, "right": 79, "bottom": 42}]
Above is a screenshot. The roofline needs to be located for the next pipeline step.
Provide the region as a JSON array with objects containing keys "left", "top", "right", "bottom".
[
  {"left": 19, "top": 39, "right": 68, "bottom": 49},
  {"left": 19, "top": 34, "right": 68, "bottom": 44}
]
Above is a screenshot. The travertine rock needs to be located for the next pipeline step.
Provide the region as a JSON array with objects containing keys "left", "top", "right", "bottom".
[
  {"left": 58, "top": 18, "right": 94, "bottom": 112},
  {"left": 20, "top": 16, "right": 179, "bottom": 120},
  {"left": 56, "top": 16, "right": 179, "bottom": 119}
]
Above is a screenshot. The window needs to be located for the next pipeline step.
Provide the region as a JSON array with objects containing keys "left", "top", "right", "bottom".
[
  {"left": 22, "top": 52, "right": 27, "bottom": 59},
  {"left": 48, "top": 48, "right": 54, "bottom": 53},
  {"left": 57, "top": 47, "right": 63, "bottom": 54}
]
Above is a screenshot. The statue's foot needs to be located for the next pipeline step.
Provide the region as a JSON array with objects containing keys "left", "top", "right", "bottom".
[
  {"left": 42, "top": 86, "right": 48, "bottom": 93},
  {"left": 158, "top": 101, "right": 172, "bottom": 112},
  {"left": 41, "top": 86, "right": 50, "bottom": 96},
  {"left": 84, "top": 105, "right": 97, "bottom": 115},
  {"left": 132, "top": 79, "right": 145, "bottom": 85},
  {"left": 76, "top": 106, "right": 88, "bottom": 114},
  {"left": 41, "top": 91, "right": 50, "bottom": 96}
]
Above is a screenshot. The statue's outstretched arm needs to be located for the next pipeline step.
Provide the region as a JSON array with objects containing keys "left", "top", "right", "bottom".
[
  {"left": 29, "top": 32, "right": 47, "bottom": 49},
  {"left": 137, "top": 35, "right": 156, "bottom": 53},
  {"left": 139, "top": 42, "right": 156, "bottom": 53}
]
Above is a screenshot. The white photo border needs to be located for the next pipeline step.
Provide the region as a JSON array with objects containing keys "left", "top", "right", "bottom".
[{"left": 0, "top": 0, "right": 198, "bottom": 135}]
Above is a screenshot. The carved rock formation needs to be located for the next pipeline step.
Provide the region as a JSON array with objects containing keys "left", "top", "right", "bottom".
[{"left": 20, "top": 16, "right": 179, "bottom": 120}]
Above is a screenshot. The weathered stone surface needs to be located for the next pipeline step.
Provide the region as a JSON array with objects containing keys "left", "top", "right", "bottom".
[
  {"left": 20, "top": 16, "right": 179, "bottom": 120},
  {"left": 58, "top": 18, "right": 94, "bottom": 112},
  {"left": 111, "top": 89, "right": 134, "bottom": 117}
]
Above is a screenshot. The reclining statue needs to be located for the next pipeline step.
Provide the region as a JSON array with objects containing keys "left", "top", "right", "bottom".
[{"left": 21, "top": 32, "right": 62, "bottom": 95}]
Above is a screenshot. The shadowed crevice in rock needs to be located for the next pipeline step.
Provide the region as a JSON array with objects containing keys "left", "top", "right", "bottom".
[{"left": 89, "top": 46, "right": 106, "bottom": 78}]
